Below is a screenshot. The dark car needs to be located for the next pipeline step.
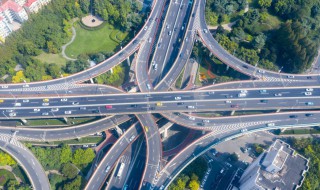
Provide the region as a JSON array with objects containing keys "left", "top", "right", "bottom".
[
  {"left": 260, "top": 100, "right": 268, "bottom": 103},
  {"left": 305, "top": 113, "right": 313, "bottom": 117},
  {"left": 177, "top": 102, "right": 184, "bottom": 105},
  {"left": 174, "top": 112, "right": 181, "bottom": 116},
  {"left": 150, "top": 107, "right": 155, "bottom": 110},
  {"left": 289, "top": 115, "right": 298, "bottom": 118},
  {"left": 242, "top": 65, "right": 249, "bottom": 69},
  {"left": 231, "top": 104, "right": 239, "bottom": 108},
  {"left": 131, "top": 104, "right": 138, "bottom": 108},
  {"left": 197, "top": 123, "right": 205, "bottom": 126},
  {"left": 92, "top": 110, "right": 100, "bottom": 113},
  {"left": 307, "top": 76, "right": 312, "bottom": 79}
]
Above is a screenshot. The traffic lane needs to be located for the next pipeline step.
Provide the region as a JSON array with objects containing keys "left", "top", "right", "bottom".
[
  {"left": 1, "top": 86, "right": 318, "bottom": 107},
  {"left": 0, "top": 115, "right": 131, "bottom": 141},
  {"left": 0, "top": 140, "right": 50, "bottom": 190},
  {"left": 84, "top": 123, "right": 142, "bottom": 190}
]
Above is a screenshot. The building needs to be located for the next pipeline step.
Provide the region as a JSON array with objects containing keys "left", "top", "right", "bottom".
[
  {"left": 24, "top": 0, "right": 51, "bottom": 13},
  {"left": 0, "top": 16, "right": 12, "bottom": 42},
  {"left": 0, "top": 0, "right": 28, "bottom": 24},
  {"left": 238, "top": 140, "right": 309, "bottom": 190}
]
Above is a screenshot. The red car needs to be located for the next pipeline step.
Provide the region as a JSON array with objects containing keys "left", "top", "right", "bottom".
[
  {"left": 231, "top": 104, "right": 239, "bottom": 108},
  {"left": 105, "top": 105, "right": 113, "bottom": 109}
]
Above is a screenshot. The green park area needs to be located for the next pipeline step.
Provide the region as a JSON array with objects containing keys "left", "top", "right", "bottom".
[
  {"left": 34, "top": 52, "right": 67, "bottom": 66},
  {"left": 65, "top": 23, "right": 128, "bottom": 59},
  {"left": 0, "top": 169, "right": 16, "bottom": 186}
]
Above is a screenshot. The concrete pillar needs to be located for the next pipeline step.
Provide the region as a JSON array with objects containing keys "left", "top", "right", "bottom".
[
  {"left": 231, "top": 110, "right": 235, "bottom": 115},
  {"left": 110, "top": 68, "right": 113, "bottom": 74},
  {"left": 209, "top": 52, "right": 212, "bottom": 57},
  {"left": 63, "top": 117, "right": 68, "bottom": 123},
  {"left": 115, "top": 126, "right": 123, "bottom": 136},
  {"left": 226, "top": 65, "right": 230, "bottom": 71},
  {"left": 127, "top": 57, "right": 131, "bottom": 67},
  {"left": 162, "top": 128, "right": 168, "bottom": 139},
  {"left": 90, "top": 78, "right": 94, "bottom": 84},
  {"left": 20, "top": 119, "right": 27, "bottom": 124},
  {"left": 276, "top": 109, "right": 281, "bottom": 112}
]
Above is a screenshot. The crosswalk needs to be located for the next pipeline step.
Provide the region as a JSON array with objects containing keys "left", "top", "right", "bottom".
[{"left": 0, "top": 133, "right": 27, "bottom": 150}]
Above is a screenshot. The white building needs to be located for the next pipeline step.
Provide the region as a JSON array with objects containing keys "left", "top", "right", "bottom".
[
  {"left": 0, "top": 0, "right": 28, "bottom": 24},
  {"left": 238, "top": 140, "right": 309, "bottom": 190},
  {"left": 24, "top": 0, "right": 51, "bottom": 13},
  {"left": 0, "top": 16, "right": 12, "bottom": 41}
]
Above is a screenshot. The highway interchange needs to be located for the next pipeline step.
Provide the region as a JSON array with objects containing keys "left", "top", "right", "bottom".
[{"left": 0, "top": 0, "right": 320, "bottom": 189}]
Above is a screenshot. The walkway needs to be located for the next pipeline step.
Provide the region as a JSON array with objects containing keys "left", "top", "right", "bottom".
[{"left": 61, "top": 23, "right": 77, "bottom": 61}]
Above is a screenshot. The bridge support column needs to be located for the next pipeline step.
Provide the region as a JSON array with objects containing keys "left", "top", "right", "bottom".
[
  {"left": 20, "top": 119, "right": 27, "bottom": 124},
  {"left": 161, "top": 128, "right": 168, "bottom": 140},
  {"left": 276, "top": 109, "right": 281, "bottom": 112},
  {"left": 63, "top": 117, "right": 68, "bottom": 123},
  {"left": 231, "top": 110, "right": 235, "bottom": 115},
  {"left": 90, "top": 78, "right": 94, "bottom": 84},
  {"left": 115, "top": 126, "right": 123, "bottom": 136},
  {"left": 110, "top": 68, "right": 113, "bottom": 74},
  {"left": 226, "top": 65, "right": 229, "bottom": 71},
  {"left": 126, "top": 57, "right": 131, "bottom": 67},
  {"left": 209, "top": 52, "right": 212, "bottom": 57}
]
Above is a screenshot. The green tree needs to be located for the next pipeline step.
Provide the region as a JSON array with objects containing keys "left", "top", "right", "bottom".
[
  {"left": 237, "top": 47, "right": 259, "bottom": 65},
  {"left": 252, "top": 33, "right": 266, "bottom": 50},
  {"left": 63, "top": 176, "right": 82, "bottom": 190},
  {"left": 188, "top": 179, "right": 200, "bottom": 190},
  {"left": 60, "top": 144, "right": 72, "bottom": 164},
  {"left": 72, "top": 148, "right": 95, "bottom": 165},
  {"left": 0, "top": 151, "right": 17, "bottom": 166},
  {"left": 258, "top": 0, "right": 272, "bottom": 8},
  {"left": 61, "top": 163, "right": 78, "bottom": 179}
]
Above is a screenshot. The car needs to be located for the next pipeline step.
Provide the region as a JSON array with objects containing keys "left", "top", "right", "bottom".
[
  {"left": 289, "top": 115, "right": 298, "bottom": 118},
  {"left": 174, "top": 112, "right": 181, "bottom": 116},
  {"left": 60, "top": 98, "right": 68, "bottom": 102},
  {"left": 23, "top": 84, "right": 29, "bottom": 88},
  {"left": 33, "top": 108, "right": 40, "bottom": 112},
  {"left": 304, "top": 92, "right": 312, "bottom": 96},
  {"left": 242, "top": 65, "right": 249, "bottom": 69},
  {"left": 305, "top": 113, "right": 313, "bottom": 117},
  {"left": 105, "top": 105, "right": 112, "bottom": 109},
  {"left": 197, "top": 123, "right": 204, "bottom": 126},
  {"left": 306, "top": 102, "right": 314, "bottom": 106},
  {"left": 153, "top": 64, "right": 158, "bottom": 70},
  {"left": 82, "top": 144, "right": 89, "bottom": 148},
  {"left": 225, "top": 100, "right": 231, "bottom": 103},
  {"left": 1, "top": 85, "right": 8, "bottom": 88},
  {"left": 79, "top": 107, "right": 86, "bottom": 110},
  {"left": 203, "top": 29, "right": 208, "bottom": 33},
  {"left": 9, "top": 113, "right": 16, "bottom": 117},
  {"left": 51, "top": 108, "right": 59, "bottom": 112},
  {"left": 131, "top": 104, "right": 138, "bottom": 108},
  {"left": 181, "top": 26, "right": 184, "bottom": 30},
  {"left": 189, "top": 116, "right": 195, "bottom": 120},
  {"left": 150, "top": 107, "right": 155, "bottom": 110},
  {"left": 43, "top": 98, "right": 49, "bottom": 102},
  {"left": 168, "top": 31, "right": 172, "bottom": 35},
  {"left": 307, "top": 76, "right": 312, "bottom": 79},
  {"left": 267, "top": 123, "right": 275, "bottom": 127},
  {"left": 260, "top": 89, "right": 267, "bottom": 94},
  {"left": 148, "top": 37, "right": 152, "bottom": 43},
  {"left": 260, "top": 100, "right": 268, "bottom": 103},
  {"left": 274, "top": 93, "right": 282, "bottom": 97},
  {"left": 166, "top": 24, "right": 169, "bottom": 29},
  {"left": 129, "top": 135, "right": 135, "bottom": 142},
  {"left": 306, "top": 88, "right": 313, "bottom": 92},
  {"left": 64, "top": 111, "right": 72, "bottom": 114},
  {"left": 207, "top": 91, "right": 214, "bottom": 95},
  {"left": 177, "top": 102, "right": 184, "bottom": 105},
  {"left": 6, "top": 109, "right": 14, "bottom": 113},
  {"left": 144, "top": 126, "right": 149, "bottom": 132},
  {"left": 92, "top": 110, "right": 100, "bottom": 113},
  {"left": 14, "top": 102, "right": 21, "bottom": 106},
  {"left": 144, "top": 26, "right": 148, "bottom": 30},
  {"left": 258, "top": 69, "right": 265, "bottom": 73},
  {"left": 105, "top": 166, "right": 111, "bottom": 173},
  {"left": 156, "top": 102, "right": 163, "bottom": 106},
  {"left": 0, "top": 99, "right": 3, "bottom": 103},
  {"left": 203, "top": 120, "right": 210, "bottom": 123},
  {"left": 146, "top": 84, "right": 151, "bottom": 90},
  {"left": 231, "top": 104, "right": 239, "bottom": 108},
  {"left": 42, "top": 103, "right": 49, "bottom": 106},
  {"left": 240, "top": 128, "right": 248, "bottom": 133},
  {"left": 187, "top": 105, "right": 195, "bottom": 109},
  {"left": 175, "top": 96, "right": 181, "bottom": 100},
  {"left": 42, "top": 112, "right": 49, "bottom": 116},
  {"left": 241, "top": 90, "right": 247, "bottom": 93},
  {"left": 22, "top": 99, "right": 29, "bottom": 103},
  {"left": 72, "top": 101, "right": 79, "bottom": 105},
  {"left": 238, "top": 93, "right": 246, "bottom": 97},
  {"left": 287, "top": 75, "right": 295, "bottom": 78}
]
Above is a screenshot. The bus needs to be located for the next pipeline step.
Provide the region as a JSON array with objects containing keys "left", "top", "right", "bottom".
[{"left": 117, "top": 163, "right": 125, "bottom": 178}]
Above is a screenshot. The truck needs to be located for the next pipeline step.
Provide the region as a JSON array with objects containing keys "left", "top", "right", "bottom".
[{"left": 117, "top": 163, "right": 125, "bottom": 178}]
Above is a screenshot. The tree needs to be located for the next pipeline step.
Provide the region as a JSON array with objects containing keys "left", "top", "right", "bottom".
[
  {"left": 60, "top": 144, "right": 72, "bottom": 164},
  {"left": 258, "top": 0, "right": 272, "bottom": 9},
  {"left": 12, "top": 71, "right": 28, "bottom": 83},
  {"left": 252, "top": 33, "right": 266, "bottom": 50},
  {"left": 47, "top": 64, "right": 61, "bottom": 78},
  {"left": 216, "top": 34, "right": 238, "bottom": 54},
  {"left": 188, "top": 179, "right": 200, "bottom": 190},
  {"left": 0, "top": 151, "right": 17, "bottom": 166},
  {"left": 72, "top": 148, "right": 95, "bottom": 165},
  {"left": 230, "top": 153, "right": 239, "bottom": 162},
  {"left": 61, "top": 163, "right": 79, "bottom": 179},
  {"left": 237, "top": 47, "right": 259, "bottom": 65},
  {"left": 63, "top": 176, "right": 82, "bottom": 190}
]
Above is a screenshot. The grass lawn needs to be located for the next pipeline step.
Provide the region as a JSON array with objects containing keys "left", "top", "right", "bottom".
[
  {"left": 24, "top": 136, "right": 104, "bottom": 146},
  {"left": 175, "top": 67, "right": 185, "bottom": 89},
  {"left": 16, "top": 117, "right": 101, "bottom": 126},
  {"left": 34, "top": 52, "right": 67, "bottom": 66},
  {"left": 65, "top": 23, "right": 128, "bottom": 59},
  {"left": 0, "top": 169, "right": 16, "bottom": 186},
  {"left": 249, "top": 12, "right": 282, "bottom": 33}
]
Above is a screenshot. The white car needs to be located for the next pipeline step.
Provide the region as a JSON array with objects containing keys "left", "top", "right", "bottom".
[
  {"left": 105, "top": 166, "right": 111, "bottom": 173},
  {"left": 9, "top": 113, "right": 16, "bottom": 117},
  {"left": 306, "top": 88, "right": 313, "bottom": 92},
  {"left": 274, "top": 93, "right": 282, "bottom": 97},
  {"left": 34, "top": 108, "right": 40, "bottom": 112},
  {"left": 304, "top": 92, "right": 312, "bottom": 96},
  {"left": 203, "top": 29, "right": 208, "bottom": 33},
  {"left": 22, "top": 99, "right": 29, "bottom": 103},
  {"left": 287, "top": 75, "right": 294, "bottom": 79},
  {"left": 189, "top": 116, "right": 195, "bottom": 120},
  {"left": 51, "top": 108, "right": 59, "bottom": 112},
  {"left": 258, "top": 69, "right": 265, "bottom": 73},
  {"left": 240, "top": 128, "right": 248, "bottom": 133},
  {"left": 72, "top": 101, "right": 79, "bottom": 105},
  {"left": 1, "top": 85, "right": 8, "bottom": 88},
  {"left": 42, "top": 103, "right": 49, "bottom": 106},
  {"left": 64, "top": 111, "right": 72, "bottom": 114},
  {"left": 175, "top": 96, "right": 181, "bottom": 100},
  {"left": 267, "top": 123, "right": 275, "bottom": 127},
  {"left": 144, "top": 26, "right": 148, "bottom": 30},
  {"left": 203, "top": 120, "right": 210, "bottom": 123},
  {"left": 42, "top": 112, "right": 49, "bottom": 116},
  {"left": 129, "top": 135, "right": 135, "bottom": 142},
  {"left": 60, "top": 98, "right": 68, "bottom": 102},
  {"left": 23, "top": 84, "right": 29, "bottom": 88},
  {"left": 6, "top": 110, "right": 14, "bottom": 113},
  {"left": 225, "top": 100, "right": 231, "bottom": 103}
]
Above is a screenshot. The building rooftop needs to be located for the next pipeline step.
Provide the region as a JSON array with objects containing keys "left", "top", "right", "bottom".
[
  {"left": 24, "top": 0, "right": 37, "bottom": 7},
  {"left": 239, "top": 140, "right": 309, "bottom": 190},
  {"left": 0, "top": 0, "right": 23, "bottom": 12}
]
